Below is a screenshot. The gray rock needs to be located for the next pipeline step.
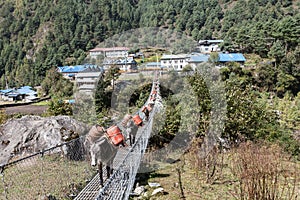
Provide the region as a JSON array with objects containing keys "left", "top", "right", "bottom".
[
  {"left": 133, "top": 186, "right": 145, "bottom": 196},
  {"left": 148, "top": 182, "right": 161, "bottom": 188},
  {"left": 151, "top": 187, "right": 164, "bottom": 196},
  {"left": 0, "top": 115, "right": 89, "bottom": 166}
]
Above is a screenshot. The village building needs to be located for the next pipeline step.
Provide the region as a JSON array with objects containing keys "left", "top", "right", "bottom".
[
  {"left": 160, "top": 52, "right": 246, "bottom": 70},
  {"left": 160, "top": 53, "right": 210, "bottom": 71},
  {"left": 187, "top": 53, "right": 211, "bottom": 69},
  {"left": 198, "top": 40, "right": 224, "bottom": 54},
  {"left": 75, "top": 66, "right": 104, "bottom": 95},
  {"left": 0, "top": 86, "right": 38, "bottom": 102},
  {"left": 217, "top": 53, "right": 246, "bottom": 67},
  {"left": 57, "top": 64, "right": 98, "bottom": 80},
  {"left": 144, "top": 62, "right": 163, "bottom": 70},
  {"left": 114, "top": 57, "right": 138, "bottom": 72},
  {"left": 160, "top": 54, "right": 189, "bottom": 71},
  {"left": 89, "top": 47, "right": 129, "bottom": 59}
]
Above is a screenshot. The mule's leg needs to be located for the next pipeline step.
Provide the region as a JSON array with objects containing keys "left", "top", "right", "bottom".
[
  {"left": 106, "top": 160, "right": 113, "bottom": 179},
  {"left": 98, "top": 162, "right": 103, "bottom": 187},
  {"left": 132, "top": 135, "right": 135, "bottom": 144},
  {"left": 106, "top": 158, "right": 114, "bottom": 178},
  {"left": 129, "top": 134, "right": 135, "bottom": 145},
  {"left": 129, "top": 134, "right": 133, "bottom": 146}
]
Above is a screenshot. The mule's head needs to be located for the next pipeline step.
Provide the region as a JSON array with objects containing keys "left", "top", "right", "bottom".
[
  {"left": 84, "top": 125, "right": 104, "bottom": 166},
  {"left": 88, "top": 136, "right": 118, "bottom": 167},
  {"left": 89, "top": 140, "right": 101, "bottom": 166},
  {"left": 85, "top": 125, "right": 105, "bottom": 152},
  {"left": 88, "top": 136, "right": 109, "bottom": 167},
  {"left": 90, "top": 148, "right": 97, "bottom": 166}
]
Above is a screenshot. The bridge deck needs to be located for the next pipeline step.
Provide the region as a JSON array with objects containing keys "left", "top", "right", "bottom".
[
  {"left": 75, "top": 147, "right": 131, "bottom": 199},
  {"left": 75, "top": 78, "right": 160, "bottom": 200}
]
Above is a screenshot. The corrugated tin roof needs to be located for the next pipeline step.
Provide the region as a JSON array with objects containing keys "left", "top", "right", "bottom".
[
  {"left": 146, "top": 62, "right": 161, "bottom": 67},
  {"left": 189, "top": 54, "right": 210, "bottom": 62},
  {"left": 81, "top": 66, "right": 104, "bottom": 73},
  {"left": 0, "top": 89, "right": 13, "bottom": 94},
  {"left": 218, "top": 53, "right": 246, "bottom": 62},
  {"left": 76, "top": 71, "right": 103, "bottom": 78},
  {"left": 58, "top": 64, "right": 99, "bottom": 73},
  {"left": 58, "top": 65, "right": 87, "bottom": 73},
  {"left": 89, "top": 47, "right": 129, "bottom": 52},
  {"left": 160, "top": 53, "right": 209, "bottom": 63},
  {"left": 16, "top": 86, "right": 37, "bottom": 95},
  {"left": 199, "top": 40, "right": 224, "bottom": 44},
  {"left": 161, "top": 54, "right": 188, "bottom": 60}
]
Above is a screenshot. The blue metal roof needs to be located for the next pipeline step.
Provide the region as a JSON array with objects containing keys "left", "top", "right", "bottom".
[
  {"left": 16, "top": 86, "right": 36, "bottom": 95},
  {"left": 146, "top": 62, "right": 161, "bottom": 67},
  {"left": 189, "top": 54, "right": 209, "bottom": 62},
  {"left": 218, "top": 53, "right": 246, "bottom": 62},
  {"left": 58, "top": 64, "right": 99, "bottom": 73},
  {"left": 0, "top": 86, "right": 37, "bottom": 96},
  {"left": 0, "top": 89, "right": 13, "bottom": 94}
]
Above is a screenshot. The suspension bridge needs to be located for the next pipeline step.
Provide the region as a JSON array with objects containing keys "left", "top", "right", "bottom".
[
  {"left": 0, "top": 74, "right": 163, "bottom": 200},
  {"left": 75, "top": 77, "right": 163, "bottom": 199}
]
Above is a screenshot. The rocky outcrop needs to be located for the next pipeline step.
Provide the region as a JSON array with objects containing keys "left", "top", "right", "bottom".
[{"left": 0, "top": 115, "right": 89, "bottom": 166}]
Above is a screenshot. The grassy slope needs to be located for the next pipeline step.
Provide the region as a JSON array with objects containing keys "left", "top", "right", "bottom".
[{"left": 134, "top": 151, "right": 300, "bottom": 200}]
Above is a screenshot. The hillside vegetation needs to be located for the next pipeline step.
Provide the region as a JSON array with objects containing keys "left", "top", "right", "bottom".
[{"left": 0, "top": 0, "right": 299, "bottom": 89}]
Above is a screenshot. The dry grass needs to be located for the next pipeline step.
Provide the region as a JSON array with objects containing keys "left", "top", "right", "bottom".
[
  {"left": 136, "top": 142, "right": 300, "bottom": 200},
  {"left": 0, "top": 153, "right": 96, "bottom": 200}
]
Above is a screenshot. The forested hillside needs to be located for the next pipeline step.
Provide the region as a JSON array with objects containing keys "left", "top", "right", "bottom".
[{"left": 0, "top": 0, "right": 299, "bottom": 89}]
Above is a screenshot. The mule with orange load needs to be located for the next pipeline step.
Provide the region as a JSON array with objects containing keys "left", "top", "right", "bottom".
[
  {"left": 85, "top": 124, "right": 127, "bottom": 186},
  {"left": 122, "top": 114, "right": 143, "bottom": 146}
]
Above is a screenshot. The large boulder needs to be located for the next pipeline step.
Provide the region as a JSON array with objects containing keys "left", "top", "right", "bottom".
[{"left": 0, "top": 115, "right": 89, "bottom": 166}]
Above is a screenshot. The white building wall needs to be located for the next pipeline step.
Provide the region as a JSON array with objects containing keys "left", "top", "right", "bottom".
[
  {"left": 199, "top": 44, "right": 221, "bottom": 53},
  {"left": 89, "top": 50, "right": 128, "bottom": 59},
  {"left": 76, "top": 72, "right": 102, "bottom": 94},
  {"left": 160, "top": 57, "right": 188, "bottom": 71}
]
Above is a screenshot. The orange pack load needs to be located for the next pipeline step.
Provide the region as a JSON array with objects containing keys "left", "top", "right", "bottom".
[
  {"left": 152, "top": 90, "right": 157, "bottom": 95},
  {"left": 132, "top": 114, "right": 143, "bottom": 126},
  {"left": 106, "top": 125, "right": 124, "bottom": 146}
]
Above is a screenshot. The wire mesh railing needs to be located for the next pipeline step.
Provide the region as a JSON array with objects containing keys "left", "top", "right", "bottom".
[
  {"left": 95, "top": 104, "right": 159, "bottom": 200},
  {"left": 76, "top": 77, "right": 162, "bottom": 200},
  {"left": 96, "top": 80, "right": 162, "bottom": 199},
  {"left": 0, "top": 137, "right": 97, "bottom": 200},
  {"left": 0, "top": 73, "right": 162, "bottom": 200}
]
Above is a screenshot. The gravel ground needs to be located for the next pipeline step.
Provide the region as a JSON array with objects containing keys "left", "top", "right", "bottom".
[{"left": 5, "top": 105, "right": 48, "bottom": 115}]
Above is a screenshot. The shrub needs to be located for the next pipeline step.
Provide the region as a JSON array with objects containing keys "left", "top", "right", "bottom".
[{"left": 231, "top": 142, "right": 298, "bottom": 200}]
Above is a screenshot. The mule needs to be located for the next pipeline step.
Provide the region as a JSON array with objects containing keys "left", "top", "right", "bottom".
[
  {"left": 84, "top": 125, "right": 119, "bottom": 186},
  {"left": 89, "top": 135, "right": 118, "bottom": 186},
  {"left": 126, "top": 118, "right": 139, "bottom": 146},
  {"left": 122, "top": 114, "right": 142, "bottom": 146}
]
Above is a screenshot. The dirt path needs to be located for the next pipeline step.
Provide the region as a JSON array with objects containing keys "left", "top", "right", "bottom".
[{"left": 5, "top": 105, "right": 48, "bottom": 115}]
